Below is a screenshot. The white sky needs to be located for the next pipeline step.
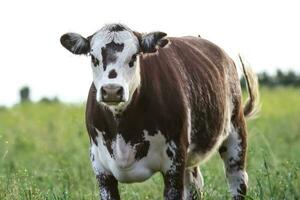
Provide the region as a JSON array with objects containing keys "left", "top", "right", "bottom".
[{"left": 0, "top": 0, "right": 299, "bottom": 106}]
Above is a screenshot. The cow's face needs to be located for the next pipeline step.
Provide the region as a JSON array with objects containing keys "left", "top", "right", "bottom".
[{"left": 60, "top": 24, "right": 168, "bottom": 110}]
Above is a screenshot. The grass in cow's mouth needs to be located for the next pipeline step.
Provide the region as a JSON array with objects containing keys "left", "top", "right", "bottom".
[
  {"left": 106, "top": 102, "right": 121, "bottom": 106},
  {"left": 0, "top": 87, "right": 299, "bottom": 200}
]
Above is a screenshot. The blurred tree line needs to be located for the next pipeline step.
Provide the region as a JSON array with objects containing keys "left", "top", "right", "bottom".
[{"left": 241, "top": 69, "right": 300, "bottom": 88}]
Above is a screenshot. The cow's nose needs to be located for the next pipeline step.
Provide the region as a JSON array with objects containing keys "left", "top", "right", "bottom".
[{"left": 101, "top": 84, "right": 124, "bottom": 103}]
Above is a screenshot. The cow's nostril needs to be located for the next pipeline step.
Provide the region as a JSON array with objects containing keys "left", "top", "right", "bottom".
[
  {"left": 101, "top": 87, "right": 107, "bottom": 96},
  {"left": 117, "top": 87, "right": 123, "bottom": 96}
]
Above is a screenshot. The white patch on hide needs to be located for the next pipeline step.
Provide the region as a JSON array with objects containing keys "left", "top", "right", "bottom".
[
  {"left": 92, "top": 128, "right": 171, "bottom": 183},
  {"left": 227, "top": 170, "right": 248, "bottom": 196},
  {"left": 112, "top": 135, "right": 136, "bottom": 169},
  {"left": 90, "top": 132, "right": 107, "bottom": 175},
  {"left": 224, "top": 124, "right": 242, "bottom": 166}
]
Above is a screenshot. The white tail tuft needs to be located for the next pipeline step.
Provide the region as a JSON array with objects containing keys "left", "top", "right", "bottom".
[{"left": 239, "top": 54, "right": 261, "bottom": 120}]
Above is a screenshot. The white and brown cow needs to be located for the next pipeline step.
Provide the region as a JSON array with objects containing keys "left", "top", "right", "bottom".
[{"left": 60, "top": 23, "right": 259, "bottom": 200}]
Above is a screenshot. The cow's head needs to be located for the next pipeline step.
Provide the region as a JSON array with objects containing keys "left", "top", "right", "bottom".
[{"left": 60, "top": 24, "right": 168, "bottom": 111}]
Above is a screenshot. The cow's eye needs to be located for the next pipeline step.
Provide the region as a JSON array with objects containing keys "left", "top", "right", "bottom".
[
  {"left": 129, "top": 54, "right": 137, "bottom": 68},
  {"left": 91, "top": 55, "right": 99, "bottom": 67}
]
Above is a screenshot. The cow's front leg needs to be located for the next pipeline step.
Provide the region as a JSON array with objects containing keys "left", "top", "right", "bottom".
[
  {"left": 96, "top": 173, "right": 120, "bottom": 200},
  {"left": 90, "top": 145, "right": 120, "bottom": 200},
  {"left": 163, "top": 142, "right": 186, "bottom": 200}
]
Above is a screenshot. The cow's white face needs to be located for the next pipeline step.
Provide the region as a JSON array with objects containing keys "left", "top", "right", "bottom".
[
  {"left": 89, "top": 27, "right": 140, "bottom": 109},
  {"left": 60, "top": 23, "right": 168, "bottom": 111}
]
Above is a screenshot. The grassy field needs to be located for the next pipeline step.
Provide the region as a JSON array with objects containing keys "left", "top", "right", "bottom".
[{"left": 0, "top": 87, "right": 300, "bottom": 200}]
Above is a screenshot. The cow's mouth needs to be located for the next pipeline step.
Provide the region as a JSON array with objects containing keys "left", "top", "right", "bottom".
[
  {"left": 104, "top": 101, "right": 124, "bottom": 106},
  {"left": 100, "top": 84, "right": 125, "bottom": 104}
]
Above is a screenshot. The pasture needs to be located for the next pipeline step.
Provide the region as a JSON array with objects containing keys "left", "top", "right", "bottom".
[{"left": 0, "top": 87, "right": 299, "bottom": 200}]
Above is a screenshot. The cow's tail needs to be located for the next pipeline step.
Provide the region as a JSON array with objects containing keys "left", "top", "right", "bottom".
[{"left": 239, "top": 54, "right": 260, "bottom": 120}]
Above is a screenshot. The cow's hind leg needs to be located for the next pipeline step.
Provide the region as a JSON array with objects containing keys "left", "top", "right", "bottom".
[
  {"left": 219, "top": 117, "right": 248, "bottom": 200},
  {"left": 184, "top": 166, "right": 204, "bottom": 200}
]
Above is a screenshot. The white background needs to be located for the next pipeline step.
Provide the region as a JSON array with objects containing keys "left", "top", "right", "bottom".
[{"left": 0, "top": 0, "right": 299, "bottom": 106}]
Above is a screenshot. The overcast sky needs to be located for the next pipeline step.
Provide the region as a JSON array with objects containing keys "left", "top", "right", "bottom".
[{"left": 0, "top": 0, "right": 299, "bottom": 106}]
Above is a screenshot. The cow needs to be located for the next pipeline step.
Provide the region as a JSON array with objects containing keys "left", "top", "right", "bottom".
[{"left": 60, "top": 23, "right": 259, "bottom": 200}]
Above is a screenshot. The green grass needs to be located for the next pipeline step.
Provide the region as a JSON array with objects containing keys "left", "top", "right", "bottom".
[{"left": 0, "top": 87, "right": 300, "bottom": 200}]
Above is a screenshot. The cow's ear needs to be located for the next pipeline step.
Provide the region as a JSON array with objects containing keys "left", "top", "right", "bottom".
[
  {"left": 135, "top": 31, "right": 169, "bottom": 53},
  {"left": 60, "top": 33, "right": 90, "bottom": 55}
]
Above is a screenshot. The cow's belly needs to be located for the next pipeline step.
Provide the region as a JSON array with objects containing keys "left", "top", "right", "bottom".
[
  {"left": 186, "top": 132, "right": 227, "bottom": 167},
  {"left": 90, "top": 129, "right": 172, "bottom": 183},
  {"left": 186, "top": 113, "right": 232, "bottom": 167},
  {"left": 102, "top": 156, "right": 159, "bottom": 183}
]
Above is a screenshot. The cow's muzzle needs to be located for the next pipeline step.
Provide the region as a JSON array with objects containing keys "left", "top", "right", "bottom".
[{"left": 101, "top": 84, "right": 125, "bottom": 104}]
